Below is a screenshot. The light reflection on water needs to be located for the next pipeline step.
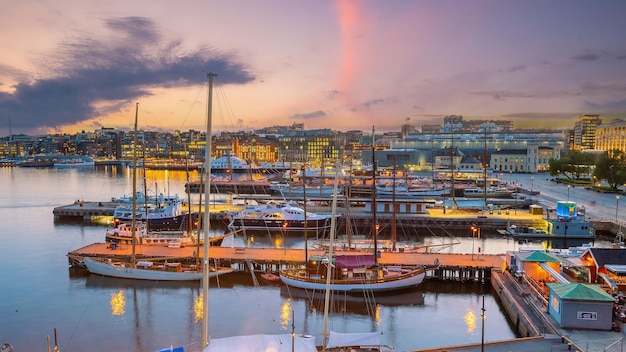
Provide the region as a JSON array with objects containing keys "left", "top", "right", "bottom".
[{"left": 0, "top": 167, "right": 525, "bottom": 352}]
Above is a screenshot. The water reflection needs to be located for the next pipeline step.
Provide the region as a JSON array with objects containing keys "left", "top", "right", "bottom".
[
  {"left": 279, "top": 285, "right": 425, "bottom": 318},
  {"left": 110, "top": 290, "right": 126, "bottom": 315},
  {"left": 464, "top": 308, "right": 477, "bottom": 333}
]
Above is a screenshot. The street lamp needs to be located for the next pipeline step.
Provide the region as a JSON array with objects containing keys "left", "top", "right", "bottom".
[
  {"left": 531, "top": 176, "right": 534, "bottom": 194},
  {"left": 471, "top": 225, "right": 477, "bottom": 260},
  {"left": 481, "top": 294, "right": 486, "bottom": 352},
  {"left": 567, "top": 185, "right": 570, "bottom": 201},
  {"left": 617, "top": 196, "right": 622, "bottom": 243}
]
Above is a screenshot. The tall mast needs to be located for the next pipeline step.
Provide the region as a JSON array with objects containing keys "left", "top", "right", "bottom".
[
  {"left": 131, "top": 103, "right": 139, "bottom": 266},
  {"left": 371, "top": 126, "right": 378, "bottom": 265},
  {"left": 322, "top": 162, "right": 341, "bottom": 350},
  {"left": 202, "top": 72, "right": 216, "bottom": 348},
  {"left": 483, "top": 129, "right": 488, "bottom": 203}
]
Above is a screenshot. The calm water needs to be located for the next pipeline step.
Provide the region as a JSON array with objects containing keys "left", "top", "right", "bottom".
[{"left": 0, "top": 166, "right": 552, "bottom": 352}]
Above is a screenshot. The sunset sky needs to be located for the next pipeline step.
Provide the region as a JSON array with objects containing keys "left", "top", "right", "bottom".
[{"left": 1, "top": 1, "right": 626, "bottom": 137}]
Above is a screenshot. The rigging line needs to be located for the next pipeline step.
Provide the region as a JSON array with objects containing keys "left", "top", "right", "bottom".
[
  {"left": 214, "top": 85, "right": 240, "bottom": 133},
  {"left": 177, "top": 82, "right": 206, "bottom": 132}
]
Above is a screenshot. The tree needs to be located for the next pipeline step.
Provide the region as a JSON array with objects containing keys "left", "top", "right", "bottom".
[
  {"left": 593, "top": 150, "right": 626, "bottom": 190},
  {"left": 549, "top": 150, "right": 595, "bottom": 179}
]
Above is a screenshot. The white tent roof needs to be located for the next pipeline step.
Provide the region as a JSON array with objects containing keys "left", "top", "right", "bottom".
[
  {"left": 326, "top": 331, "right": 381, "bottom": 349},
  {"left": 203, "top": 334, "right": 317, "bottom": 352}
]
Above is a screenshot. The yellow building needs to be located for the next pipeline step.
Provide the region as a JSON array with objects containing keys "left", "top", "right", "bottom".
[{"left": 595, "top": 118, "right": 626, "bottom": 153}]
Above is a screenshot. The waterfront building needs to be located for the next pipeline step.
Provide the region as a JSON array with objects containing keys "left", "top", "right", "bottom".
[
  {"left": 595, "top": 118, "right": 626, "bottom": 154},
  {"left": 490, "top": 145, "right": 560, "bottom": 173},
  {"left": 277, "top": 128, "right": 343, "bottom": 163},
  {"left": 572, "top": 114, "right": 602, "bottom": 151}
]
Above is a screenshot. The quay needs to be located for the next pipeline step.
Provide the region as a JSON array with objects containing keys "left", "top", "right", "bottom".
[{"left": 52, "top": 201, "right": 241, "bottom": 223}]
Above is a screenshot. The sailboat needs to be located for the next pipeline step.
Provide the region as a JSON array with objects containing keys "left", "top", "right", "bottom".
[
  {"left": 83, "top": 102, "right": 233, "bottom": 282},
  {"left": 279, "top": 135, "right": 426, "bottom": 292}
]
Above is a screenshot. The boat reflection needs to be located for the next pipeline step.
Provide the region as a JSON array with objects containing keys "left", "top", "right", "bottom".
[{"left": 280, "top": 285, "right": 424, "bottom": 317}]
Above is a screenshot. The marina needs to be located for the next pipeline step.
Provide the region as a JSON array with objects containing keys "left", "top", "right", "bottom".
[{"left": 4, "top": 166, "right": 626, "bottom": 351}]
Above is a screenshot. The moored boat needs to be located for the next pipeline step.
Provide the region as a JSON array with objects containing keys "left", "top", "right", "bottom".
[
  {"left": 463, "top": 186, "right": 513, "bottom": 198},
  {"left": 104, "top": 222, "right": 196, "bottom": 247},
  {"left": 505, "top": 201, "right": 595, "bottom": 240},
  {"left": 279, "top": 254, "right": 426, "bottom": 292},
  {"left": 83, "top": 257, "right": 232, "bottom": 281},
  {"left": 227, "top": 201, "right": 338, "bottom": 234},
  {"left": 113, "top": 198, "right": 197, "bottom": 231}
]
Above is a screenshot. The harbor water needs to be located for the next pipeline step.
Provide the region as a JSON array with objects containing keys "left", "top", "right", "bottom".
[{"left": 1, "top": 166, "right": 596, "bottom": 352}]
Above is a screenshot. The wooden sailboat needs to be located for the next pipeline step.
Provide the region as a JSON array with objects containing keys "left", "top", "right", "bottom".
[
  {"left": 279, "top": 132, "right": 426, "bottom": 293},
  {"left": 84, "top": 101, "right": 233, "bottom": 282}
]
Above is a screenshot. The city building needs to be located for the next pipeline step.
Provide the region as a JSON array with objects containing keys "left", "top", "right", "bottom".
[
  {"left": 594, "top": 118, "right": 626, "bottom": 154},
  {"left": 572, "top": 114, "right": 602, "bottom": 151}
]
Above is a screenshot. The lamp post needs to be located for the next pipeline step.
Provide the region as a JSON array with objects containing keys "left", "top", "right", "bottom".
[
  {"left": 471, "top": 225, "right": 476, "bottom": 260},
  {"left": 481, "top": 294, "right": 486, "bottom": 352},
  {"left": 616, "top": 196, "right": 620, "bottom": 223},
  {"left": 531, "top": 176, "right": 534, "bottom": 194},
  {"left": 617, "top": 196, "right": 622, "bottom": 243},
  {"left": 567, "top": 185, "right": 570, "bottom": 201}
]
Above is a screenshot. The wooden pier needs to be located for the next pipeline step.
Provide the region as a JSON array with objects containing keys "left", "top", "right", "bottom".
[{"left": 67, "top": 244, "right": 501, "bottom": 282}]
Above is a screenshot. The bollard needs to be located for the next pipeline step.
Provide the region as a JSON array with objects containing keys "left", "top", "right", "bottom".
[
  {"left": 561, "top": 335, "right": 565, "bottom": 343},
  {"left": 568, "top": 342, "right": 572, "bottom": 350}
]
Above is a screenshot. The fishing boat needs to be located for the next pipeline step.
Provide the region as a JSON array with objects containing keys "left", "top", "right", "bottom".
[
  {"left": 505, "top": 201, "right": 595, "bottom": 240},
  {"left": 227, "top": 201, "right": 338, "bottom": 234},
  {"left": 84, "top": 102, "right": 233, "bottom": 282}
]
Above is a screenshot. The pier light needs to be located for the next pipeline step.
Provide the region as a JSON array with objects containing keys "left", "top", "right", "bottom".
[
  {"left": 616, "top": 195, "right": 620, "bottom": 223},
  {"left": 470, "top": 225, "right": 477, "bottom": 260}
]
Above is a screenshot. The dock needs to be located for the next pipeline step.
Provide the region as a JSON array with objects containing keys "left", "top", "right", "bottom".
[{"left": 67, "top": 244, "right": 500, "bottom": 282}]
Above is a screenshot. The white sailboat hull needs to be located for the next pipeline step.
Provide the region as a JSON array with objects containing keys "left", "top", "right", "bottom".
[
  {"left": 84, "top": 257, "right": 233, "bottom": 281},
  {"left": 279, "top": 269, "right": 426, "bottom": 292}
]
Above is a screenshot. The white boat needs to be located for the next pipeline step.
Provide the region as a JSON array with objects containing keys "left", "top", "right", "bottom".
[
  {"left": 104, "top": 222, "right": 196, "bottom": 247},
  {"left": 227, "top": 201, "right": 338, "bottom": 234},
  {"left": 375, "top": 183, "right": 451, "bottom": 197},
  {"left": 83, "top": 258, "right": 233, "bottom": 281},
  {"left": 463, "top": 186, "right": 513, "bottom": 198},
  {"left": 209, "top": 152, "right": 259, "bottom": 171},
  {"left": 53, "top": 155, "right": 95, "bottom": 168},
  {"left": 505, "top": 201, "right": 595, "bottom": 240},
  {"left": 84, "top": 101, "right": 233, "bottom": 282},
  {"left": 269, "top": 181, "right": 342, "bottom": 197},
  {"left": 111, "top": 191, "right": 180, "bottom": 205}
]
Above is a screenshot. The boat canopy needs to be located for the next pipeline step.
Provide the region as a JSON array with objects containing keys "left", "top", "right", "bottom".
[
  {"left": 326, "top": 331, "right": 382, "bottom": 349},
  {"left": 335, "top": 255, "right": 376, "bottom": 269},
  {"left": 203, "top": 334, "right": 317, "bottom": 352}
]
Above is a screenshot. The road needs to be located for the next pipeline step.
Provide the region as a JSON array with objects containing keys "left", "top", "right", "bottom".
[{"left": 503, "top": 173, "right": 625, "bottom": 227}]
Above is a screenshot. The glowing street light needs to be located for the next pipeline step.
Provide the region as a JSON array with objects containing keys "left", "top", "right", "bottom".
[{"left": 471, "top": 225, "right": 477, "bottom": 260}]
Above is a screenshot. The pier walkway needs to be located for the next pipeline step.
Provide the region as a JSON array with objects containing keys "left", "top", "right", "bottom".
[{"left": 68, "top": 244, "right": 502, "bottom": 282}]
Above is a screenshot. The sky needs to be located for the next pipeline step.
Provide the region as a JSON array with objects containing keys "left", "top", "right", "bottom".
[{"left": 1, "top": 0, "right": 626, "bottom": 137}]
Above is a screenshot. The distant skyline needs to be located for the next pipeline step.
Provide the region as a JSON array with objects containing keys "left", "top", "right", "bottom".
[{"left": 1, "top": 0, "right": 626, "bottom": 137}]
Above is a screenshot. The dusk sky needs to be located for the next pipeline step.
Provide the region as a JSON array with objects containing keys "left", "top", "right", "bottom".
[{"left": 1, "top": 1, "right": 626, "bottom": 137}]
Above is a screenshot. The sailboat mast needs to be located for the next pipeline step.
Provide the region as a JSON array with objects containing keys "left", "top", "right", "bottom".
[
  {"left": 202, "top": 72, "right": 216, "bottom": 348},
  {"left": 322, "top": 162, "right": 341, "bottom": 350},
  {"left": 131, "top": 102, "right": 139, "bottom": 266},
  {"left": 372, "top": 126, "right": 378, "bottom": 265}
]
